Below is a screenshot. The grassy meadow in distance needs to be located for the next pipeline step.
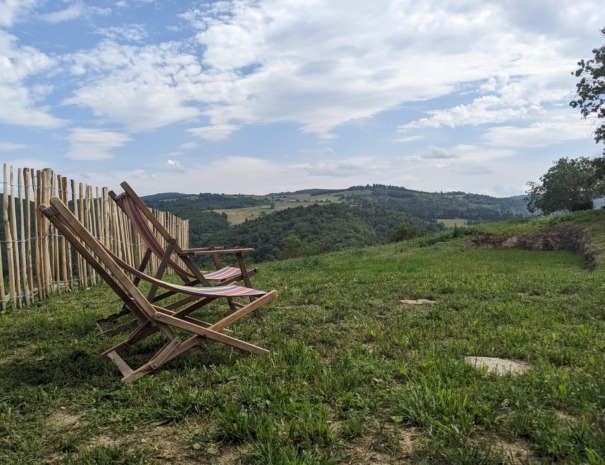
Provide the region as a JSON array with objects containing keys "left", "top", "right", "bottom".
[{"left": 1, "top": 210, "right": 605, "bottom": 463}]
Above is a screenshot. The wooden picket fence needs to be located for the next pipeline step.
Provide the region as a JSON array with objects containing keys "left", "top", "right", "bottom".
[{"left": 1, "top": 164, "right": 189, "bottom": 311}]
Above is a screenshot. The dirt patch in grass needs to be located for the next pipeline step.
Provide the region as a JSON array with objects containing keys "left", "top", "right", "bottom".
[
  {"left": 492, "top": 436, "right": 535, "bottom": 464},
  {"left": 46, "top": 410, "right": 81, "bottom": 428},
  {"left": 464, "top": 357, "right": 530, "bottom": 375},
  {"left": 346, "top": 427, "right": 418, "bottom": 464},
  {"left": 400, "top": 299, "right": 436, "bottom": 305}
]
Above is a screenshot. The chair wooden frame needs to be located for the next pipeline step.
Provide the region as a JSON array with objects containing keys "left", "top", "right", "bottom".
[
  {"left": 40, "top": 196, "right": 278, "bottom": 383},
  {"left": 98, "top": 181, "right": 260, "bottom": 337}
]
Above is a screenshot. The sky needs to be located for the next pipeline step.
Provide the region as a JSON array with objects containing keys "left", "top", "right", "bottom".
[{"left": 0, "top": 0, "right": 604, "bottom": 196}]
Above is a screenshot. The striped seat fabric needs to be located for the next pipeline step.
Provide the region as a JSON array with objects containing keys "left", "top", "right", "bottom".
[
  {"left": 113, "top": 252, "right": 265, "bottom": 297},
  {"left": 204, "top": 266, "right": 243, "bottom": 280}
]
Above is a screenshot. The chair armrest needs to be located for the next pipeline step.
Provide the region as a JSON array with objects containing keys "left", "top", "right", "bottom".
[
  {"left": 180, "top": 246, "right": 225, "bottom": 252},
  {"left": 180, "top": 248, "right": 254, "bottom": 256}
]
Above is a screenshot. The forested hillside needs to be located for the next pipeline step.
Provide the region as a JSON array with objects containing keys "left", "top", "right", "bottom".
[
  {"left": 194, "top": 203, "right": 445, "bottom": 263},
  {"left": 142, "top": 193, "right": 271, "bottom": 211},
  {"left": 311, "top": 185, "right": 530, "bottom": 221}
]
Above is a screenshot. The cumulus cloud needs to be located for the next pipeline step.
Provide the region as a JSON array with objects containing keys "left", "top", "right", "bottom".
[
  {"left": 47, "top": 0, "right": 603, "bottom": 141},
  {"left": 0, "top": 0, "right": 39, "bottom": 27},
  {"left": 39, "top": 2, "right": 110, "bottom": 24},
  {"left": 187, "top": 124, "right": 241, "bottom": 141},
  {"left": 0, "top": 31, "right": 66, "bottom": 128},
  {"left": 95, "top": 24, "right": 148, "bottom": 42},
  {"left": 166, "top": 159, "right": 185, "bottom": 172},
  {"left": 392, "top": 135, "right": 424, "bottom": 142},
  {"left": 63, "top": 40, "right": 201, "bottom": 131},
  {"left": 0, "top": 142, "right": 26, "bottom": 151},
  {"left": 181, "top": 142, "right": 199, "bottom": 149},
  {"left": 65, "top": 128, "right": 131, "bottom": 160},
  {"left": 420, "top": 146, "right": 460, "bottom": 160},
  {"left": 482, "top": 115, "right": 591, "bottom": 147}
]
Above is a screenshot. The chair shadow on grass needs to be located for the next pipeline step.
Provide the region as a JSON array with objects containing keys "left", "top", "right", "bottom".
[{"left": 0, "top": 335, "right": 242, "bottom": 388}]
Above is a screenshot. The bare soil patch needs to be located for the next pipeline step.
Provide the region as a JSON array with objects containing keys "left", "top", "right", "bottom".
[
  {"left": 346, "top": 426, "right": 418, "bottom": 464},
  {"left": 492, "top": 436, "right": 535, "bottom": 464},
  {"left": 464, "top": 357, "right": 530, "bottom": 375},
  {"left": 46, "top": 410, "right": 81, "bottom": 428},
  {"left": 400, "top": 299, "right": 436, "bottom": 305}
]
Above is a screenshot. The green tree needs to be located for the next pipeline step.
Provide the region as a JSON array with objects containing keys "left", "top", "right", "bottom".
[
  {"left": 281, "top": 235, "right": 320, "bottom": 259},
  {"left": 570, "top": 27, "right": 605, "bottom": 177},
  {"left": 388, "top": 223, "right": 426, "bottom": 243},
  {"left": 526, "top": 157, "right": 604, "bottom": 216}
]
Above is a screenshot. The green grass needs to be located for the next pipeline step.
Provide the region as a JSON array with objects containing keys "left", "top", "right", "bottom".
[{"left": 1, "top": 210, "right": 605, "bottom": 463}]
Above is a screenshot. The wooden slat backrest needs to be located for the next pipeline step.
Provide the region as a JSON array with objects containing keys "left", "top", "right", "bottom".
[{"left": 46, "top": 197, "right": 159, "bottom": 322}]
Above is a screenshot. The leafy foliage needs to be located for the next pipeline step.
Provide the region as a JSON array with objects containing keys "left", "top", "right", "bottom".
[
  {"left": 570, "top": 27, "right": 605, "bottom": 151},
  {"left": 526, "top": 157, "right": 604, "bottom": 216},
  {"left": 388, "top": 223, "right": 427, "bottom": 243}
]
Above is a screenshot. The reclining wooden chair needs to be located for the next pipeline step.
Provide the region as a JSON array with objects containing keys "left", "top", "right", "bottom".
[
  {"left": 98, "top": 181, "right": 260, "bottom": 337},
  {"left": 40, "top": 196, "right": 277, "bottom": 383}
]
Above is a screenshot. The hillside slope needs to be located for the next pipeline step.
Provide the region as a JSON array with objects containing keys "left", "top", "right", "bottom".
[
  {"left": 195, "top": 202, "right": 445, "bottom": 262},
  {"left": 1, "top": 210, "right": 604, "bottom": 463}
]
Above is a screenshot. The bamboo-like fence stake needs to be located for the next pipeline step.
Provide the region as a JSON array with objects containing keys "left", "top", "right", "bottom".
[
  {"left": 58, "top": 176, "right": 68, "bottom": 292},
  {"left": 3, "top": 164, "right": 17, "bottom": 309},
  {"left": 10, "top": 167, "right": 22, "bottom": 308},
  {"left": 24, "top": 168, "right": 34, "bottom": 299},
  {"left": 87, "top": 186, "right": 97, "bottom": 284},
  {"left": 62, "top": 177, "right": 73, "bottom": 291},
  {"left": 52, "top": 174, "right": 61, "bottom": 293},
  {"left": 70, "top": 179, "right": 81, "bottom": 290},
  {"left": 79, "top": 183, "right": 89, "bottom": 288},
  {"left": 18, "top": 169, "right": 30, "bottom": 305},
  {"left": 42, "top": 169, "right": 53, "bottom": 297},
  {"left": 0, "top": 209, "right": 5, "bottom": 310},
  {"left": 34, "top": 170, "right": 44, "bottom": 300}
]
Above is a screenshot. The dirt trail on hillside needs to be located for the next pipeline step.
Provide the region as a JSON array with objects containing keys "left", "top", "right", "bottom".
[{"left": 468, "top": 226, "right": 601, "bottom": 268}]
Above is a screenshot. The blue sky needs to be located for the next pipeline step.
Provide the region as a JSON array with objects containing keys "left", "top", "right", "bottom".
[{"left": 0, "top": 0, "right": 604, "bottom": 196}]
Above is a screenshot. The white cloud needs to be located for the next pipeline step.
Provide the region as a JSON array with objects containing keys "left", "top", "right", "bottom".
[
  {"left": 65, "top": 128, "right": 131, "bottom": 160},
  {"left": 187, "top": 124, "right": 241, "bottom": 141},
  {"left": 0, "top": 0, "right": 39, "bottom": 27},
  {"left": 0, "top": 142, "right": 26, "bottom": 151},
  {"left": 448, "top": 163, "right": 493, "bottom": 176},
  {"left": 115, "top": 1, "right": 127, "bottom": 6},
  {"left": 392, "top": 135, "right": 424, "bottom": 142},
  {"left": 291, "top": 157, "right": 388, "bottom": 178},
  {"left": 64, "top": 40, "right": 202, "bottom": 131},
  {"left": 166, "top": 159, "right": 185, "bottom": 172},
  {"left": 483, "top": 116, "right": 591, "bottom": 147},
  {"left": 298, "top": 148, "right": 336, "bottom": 156},
  {"left": 95, "top": 24, "right": 148, "bottom": 42},
  {"left": 181, "top": 142, "right": 199, "bottom": 149},
  {"left": 420, "top": 145, "right": 459, "bottom": 160},
  {"left": 0, "top": 31, "right": 66, "bottom": 128},
  {"left": 39, "top": 2, "right": 110, "bottom": 24},
  {"left": 41, "top": 0, "right": 603, "bottom": 146}
]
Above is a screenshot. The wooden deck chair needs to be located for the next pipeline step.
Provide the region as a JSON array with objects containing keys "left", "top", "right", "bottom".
[
  {"left": 40, "top": 196, "right": 278, "bottom": 383},
  {"left": 97, "top": 181, "right": 260, "bottom": 337}
]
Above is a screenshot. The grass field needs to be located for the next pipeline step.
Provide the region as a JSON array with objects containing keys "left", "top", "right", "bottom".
[
  {"left": 216, "top": 198, "right": 342, "bottom": 225},
  {"left": 1, "top": 210, "right": 605, "bottom": 463},
  {"left": 437, "top": 218, "right": 468, "bottom": 228}
]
